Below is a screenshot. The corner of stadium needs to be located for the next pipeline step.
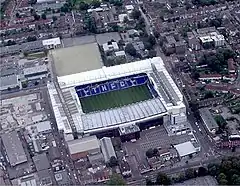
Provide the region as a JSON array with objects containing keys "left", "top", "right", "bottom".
[{"left": 48, "top": 56, "right": 188, "bottom": 140}]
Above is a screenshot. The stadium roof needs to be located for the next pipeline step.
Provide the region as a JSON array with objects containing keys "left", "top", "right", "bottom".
[
  {"left": 1, "top": 131, "right": 27, "bottom": 166},
  {"left": 80, "top": 98, "right": 166, "bottom": 132},
  {"left": 174, "top": 141, "right": 196, "bottom": 157},
  {"left": 49, "top": 57, "right": 184, "bottom": 134},
  {"left": 67, "top": 135, "right": 100, "bottom": 155}
]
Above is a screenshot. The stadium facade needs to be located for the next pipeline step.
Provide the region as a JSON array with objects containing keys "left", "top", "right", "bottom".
[{"left": 48, "top": 57, "right": 187, "bottom": 138}]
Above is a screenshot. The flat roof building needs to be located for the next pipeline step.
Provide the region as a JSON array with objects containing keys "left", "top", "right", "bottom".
[
  {"left": 23, "top": 65, "right": 48, "bottom": 80},
  {"left": 174, "top": 141, "right": 197, "bottom": 158},
  {"left": 0, "top": 75, "right": 21, "bottom": 91},
  {"left": 42, "top": 37, "right": 61, "bottom": 49},
  {"left": 100, "top": 137, "right": 116, "bottom": 163},
  {"left": 199, "top": 108, "right": 219, "bottom": 134},
  {"left": 1, "top": 131, "right": 27, "bottom": 166},
  {"left": 67, "top": 136, "right": 100, "bottom": 160}
]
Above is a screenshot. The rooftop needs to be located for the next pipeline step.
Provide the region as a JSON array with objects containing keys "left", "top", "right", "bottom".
[
  {"left": 67, "top": 135, "right": 100, "bottom": 155},
  {"left": 33, "top": 153, "right": 50, "bottom": 171},
  {"left": 1, "top": 131, "right": 27, "bottom": 166},
  {"left": 174, "top": 141, "right": 196, "bottom": 157},
  {"left": 0, "top": 75, "right": 19, "bottom": 88},
  {"left": 23, "top": 64, "right": 47, "bottom": 76},
  {"left": 199, "top": 108, "right": 219, "bottom": 131},
  {"left": 100, "top": 137, "right": 116, "bottom": 163},
  {"left": 118, "top": 124, "right": 140, "bottom": 135},
  {"left": 52, "top": 43, "right": 103, "bottom": 77}
]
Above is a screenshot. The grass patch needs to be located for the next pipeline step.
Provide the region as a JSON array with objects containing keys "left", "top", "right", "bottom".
[
  {"left": 80, "top": 84, "right": 153, "bottom": 113},
  {"left": 27, "top": 52, "right": 46, "bottom": 59}
]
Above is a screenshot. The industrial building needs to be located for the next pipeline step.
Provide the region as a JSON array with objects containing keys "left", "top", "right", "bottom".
[
  {"left": 42, "top": 37, "right": 61, "bottom": 49},
  {"left": 0, "top": 75, "right": 21, "bottom": 91},
  {"left": 174, "top": 141, "right": 197, "bottom": 158},
  {"left": 1, "top": 131, "right": 27, "bottom": 166},
  {"left": 23, "top": 64, "right": 48, "bottom": 80},
  {"left": 67, "top": 135, "right": 100, "bottom": 160},
  {"left": 100, "top": 137, "right": 116, "bottom": 163},
  {"left": 199, "top": 108, "right": 219, "bottom": 134}
]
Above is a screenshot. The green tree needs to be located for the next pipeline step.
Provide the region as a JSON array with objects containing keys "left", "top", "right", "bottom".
[
  {"left": 204, "top": 91, "right": 214, "bottom": 99},
  {"left": 41, "top": 13, "right": 46, "bottom": 20},
  {"left": 146, "top": 178, "right": 154, "bottom": 185},
  {"left": 131, "top": 9, "right": 141, "bottom": 20},
  {"left": 148, "top": 34, "right": 156, "bottom": 46},
  {"left": 109, "top": 156, "right": 118, "bottom": 167},
  {"left": 91, "top": 0, "right": 101, "bottom": 8},
  {"left": 33, "top": 14, "right": 40, "bottom": 20},
  {"left": 107, "top": 174, "right": 126, "bottom": 185},
  {"left": 125, "top": 43, "right": 136, "bottom": 56},
  {"left": 52, "top": 16, "right": 57, "bottom": 22},
  {"left": 185, "top": 168, "right": 196, "bottom": 179},
  {"left": 27, "top": 36, "right": 37, "bottom": 42},
  {"left": 148, "top": 50, "right": 157, "bottom": 58},
  {"left": 156, "top": 172, "right": 171, "bottom": 185},
  {"left": 208, "top": 163, "right": 219, "bottom": 176},
  {"left": 16, "top": 12, "right": 20, "bottom": 18},
  {"left": 217, "top": 173, "right": 228, "bottom": 185},
  {"left": 198, "top": 167, "right": 208, "bottom": 177}
]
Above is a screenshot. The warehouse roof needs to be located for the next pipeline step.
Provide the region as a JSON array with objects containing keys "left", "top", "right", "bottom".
[
  {"left": 199, "top": 108, "right": 218, "bottom": 131},
  {"left": 23, "top": 65, "right": 47, "bottom": 76},
  {"left": 1, "top": 131, "right": 27, "bottom": 166},
  {"left": 0, "top": 75, "right": 19, "bottom": 88},
  {"left": 174, "top": 141, "right": 196, "bottom": 157},
  {"left": 67, "top": 135, "right": 100, "bottom": 155},
  {"left": 100, "top": 137, "right": 116, "bottom": 163}
]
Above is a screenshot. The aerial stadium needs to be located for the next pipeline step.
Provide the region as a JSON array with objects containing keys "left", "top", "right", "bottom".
[{"left": 48, "top": 56, "right": 187, "bottom": 138}]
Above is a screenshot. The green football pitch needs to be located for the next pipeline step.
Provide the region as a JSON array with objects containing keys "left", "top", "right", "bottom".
[{"left": 80, "top": 84, "right": 153, "bottom": 113}]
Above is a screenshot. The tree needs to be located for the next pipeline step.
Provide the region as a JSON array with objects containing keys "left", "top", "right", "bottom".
[
  {"left": 107, "top": 174, "right": 126, "bottom": 185},
  {"left": 185, "top": 168, "right": 196, "bottom": 179},
  {"left": 148, "top": 50, "right": 157, "bottom": 58},
  {"left": 146, "top": 178, "right": 154, "bottom": 185},
  {"left": 192, "top": 71, "right": 200, "bottom": 80},
  {"left": 125, "top": 43, "right": 136, "bottom": 56},
  {"left": 91, "top": 0, "right": 101, "bottom": 8},
  {"left": 156, "top": 172, "right": 171, "bottom": 185},
  {"left": 217, "top": 173, "right": 228, "bottom": 185},
  {"left": 33, "top": 14, "right": 40, "bottom": 21},
  {"left": 34, "top": 81, "right": 39, "bottom": 86},
  {"left": 146, "top": 148, "right": 154, "bottom": 158},
  {"left": 22, "top": 82, "right": 28, "bottom": 88},
  {"left": 131, "top": 9, "right": 141, "bottom": 20},
  {"left": 204, "top": 91, "right": 214, "bottom": 99},
  {"left": 198, "top": 167, "right": 208, "bottom": 177},
  {"left": 231, "top": 174, "right": 240, "bottom": 185},
  {"left": 16, "top": 12, "right": 20, "bottom": 18},
  {"left": 109, "top": 156, "right": 118, "bottom": 167},
  {"left": 27, "top": 36, "right": 37, "bottom": 42},
  {"left": 79, "top": 2, "right": 89, "bottom": 11},
  {"left": 148, "top": 34, "right": 156, "bottom": 46},
  {"left": 41, "top": 13, "right": 46, "bottom": 20},
  {"left": 52, "top": 16, "right": 57, "bottom": 22},
  {"left": 208, "top": 163, "right": 219, "bottom": 176}
]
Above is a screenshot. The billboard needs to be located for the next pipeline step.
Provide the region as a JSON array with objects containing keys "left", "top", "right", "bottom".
[{"left": 75, "top": 73, "right": 149, "bottom": 98}]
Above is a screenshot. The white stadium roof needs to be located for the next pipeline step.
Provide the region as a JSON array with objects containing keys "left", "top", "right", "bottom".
[{"left": 49, "top": 57, "right": 185, "bottom": 134}]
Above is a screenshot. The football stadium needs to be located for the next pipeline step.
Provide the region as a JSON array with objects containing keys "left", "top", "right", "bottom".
[{"left": 48, "top": 57, "right": 187, "bottom": 138}]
